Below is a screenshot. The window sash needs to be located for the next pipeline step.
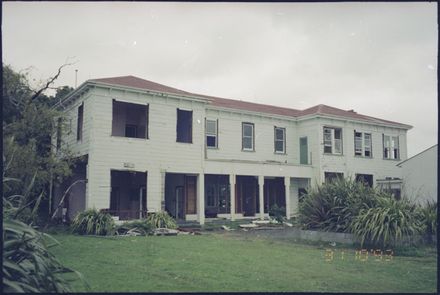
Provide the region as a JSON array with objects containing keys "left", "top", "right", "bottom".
[
  {"left": 274, "top": 127, "right": 285, "bottom": 153},
  {"left": 206, "top": 119, "right": 218, "bottom": 148},
  {"left": 242, "top": 123, "right": 254, "bottom": 150}
]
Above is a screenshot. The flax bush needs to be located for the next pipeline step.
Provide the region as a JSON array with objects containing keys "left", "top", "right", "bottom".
[
  {"left": 350, "top": 195, "right": 424, "bottom": 247},
  {"left": 298, "top": 178, "right": 378, "bottom": 232},
  {"left": 418, "top": 200, "right": 437, "bottom": 238},
  {"left": 71, "top": 209, "right": 115, "bottom": 236},
  {"left": 146, "top": 211, "right": 177, "bottom": 229}
]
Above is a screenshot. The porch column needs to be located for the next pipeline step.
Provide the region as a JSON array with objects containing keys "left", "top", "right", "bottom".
[
  {"left": 258, "top": 175, "right": 265, "bottom": 219},
  {"left": 229, "top": 174, "right": 236, "bottom": 221},
  {"left": 284, "top": 177, "right": 291, "bottom": 220},
  {"left": 197, "top": 173, "right": 205, "bottom": 225}
]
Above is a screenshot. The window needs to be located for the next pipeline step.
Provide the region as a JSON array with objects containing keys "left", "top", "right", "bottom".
[
  {"left": 206, "top": 119, "right": 218, "bottom": 148},
  {"left": 176, "top": 109, "right": 193, "bottom": 143},
  {"left": 355, "top": 174, "right": 373, "bottom": 187},
  {"left": 77, "top": 103, "right": 83, "bottom": 141},
  {"left": 112, "top": 100, "right": 148, "bottom": 139},
  {"left": 324, "top": 172, "right": 344, "bottom": 183},
  {"left": 274, "top": 127, "right": 286, "bottom": 153},
  {"left": 299, "top": 137, "right": 308, "bottom": 164},
  {"left": 354, "top": 131, "right": 372, "bottom": 157},
  {"left": 383, "top": 135, "right": 399, "bottom": 159},
  {"left": 377, "top": 179, "right": 402, "bottom": 200},
  {"left": 56, "top": 117, "right": 62, "bottom": 151},
  {"left": 323, "top": 127, "right": 342, "bottom": 154},
  {"left": 242, "top": 122, "right": 254, "bottom": 151}
]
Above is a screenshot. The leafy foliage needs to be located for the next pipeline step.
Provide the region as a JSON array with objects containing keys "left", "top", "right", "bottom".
[
  {"left": 71, "top": 209, "right": 115, "bottom": 236},
  {"left": 350, "top": 196, "right": 424, "bottom": 247},
  {"left": 418, "top": 200, "right": 437, "bottom": 236},
  {"left": 146, "top": 211, "right": 177, "bottom": 229},
  {"left": 268, "top": 204, "right": 286, "bottom": 223},
  {"left": 298, "top": 178, "right": 378, "bottom": 232}
]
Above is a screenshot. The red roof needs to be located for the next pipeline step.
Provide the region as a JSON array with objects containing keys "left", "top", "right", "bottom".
[{"left": 88, "top": 75, "right": 410, "bottom": 128}]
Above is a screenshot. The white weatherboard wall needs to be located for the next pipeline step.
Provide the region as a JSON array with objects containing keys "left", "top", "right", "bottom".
[
  {"left": 85, "top": 86, "right": 206, "bottom": 212},
  {"left": 399, "top": 145, "right": 438, "bottom": 204},
  {"left": 310, "top": 117, "right": 407, "bottom": 185}
]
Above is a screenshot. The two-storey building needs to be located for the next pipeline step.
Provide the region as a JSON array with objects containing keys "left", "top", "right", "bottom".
[{"left": 53, "top": 76, "right": 412, "bottom": 224}]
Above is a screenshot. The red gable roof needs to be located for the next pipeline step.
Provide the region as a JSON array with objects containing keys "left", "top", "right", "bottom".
[{"left": 88, "top": 75, "right": 410, "bottom": 128}]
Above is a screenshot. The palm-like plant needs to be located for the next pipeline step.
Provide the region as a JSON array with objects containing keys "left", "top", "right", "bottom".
[
  {"left": 146, "top": 211, "right": 177, "bottom": 229},
  {"left": 351, "top": 195, "right": 424, "bottom": 247},
  {"left": 71, "top": 209, "right": 115, "bottom": 236}
]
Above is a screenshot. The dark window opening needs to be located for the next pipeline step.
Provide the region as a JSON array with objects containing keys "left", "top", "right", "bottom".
[
  {"left": 56, "top": 117, "right": 62, "bottom": 151},
  {"left": 324, "top": 172, "right": 344, "bottom": 183},
  {"left": 77, "top": 103, "right": 83, "bottom": 141},
  {"left": 112, "top": 100, "right": 148, "bottom": 139},
  {"left": 177, "top": 109, "right": 193, "bottom": 143},
  {"left": 355, "top": 174, "right": 373, "bottom": 187}
]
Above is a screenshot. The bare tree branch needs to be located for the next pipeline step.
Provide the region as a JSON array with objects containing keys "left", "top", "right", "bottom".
[{"left": 30, "top": 62, "right": 75, "bottom": 101}]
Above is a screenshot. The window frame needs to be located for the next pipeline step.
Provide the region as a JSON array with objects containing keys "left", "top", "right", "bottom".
[
  {"left": 274, "top": 126, "right": 286, "bottom": 154},
  {"left": 383, "top": 134, "right": 400, "bottom": 160},
  {"left": 242, "top": 122, "right": 255, "bottom": 151},
  {"left": 176, "top": 108, "right": 193, "bottom": 143},
  {"left": 205, "top": 119, "right": 218, "bottom": 149},
  {"left": 323, "top": 126, "right": 343, "bottom": 155},
  {"left": 354, "top": 131, "right": 372, "bottom": 158}
]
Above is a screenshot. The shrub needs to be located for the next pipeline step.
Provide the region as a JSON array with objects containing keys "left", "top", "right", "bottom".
[
  {"left": 418, "top": 200, "right": 437, "bottom": 236},
  {"left": 71, "top": 209, "right": 115, "bottom": 236},
  {"left": 146, "top": 211, "right": 177, "bottom": 229},
  {"left": 269, "top": 204, "right": 286, "bottom": 223},
  {"left": 350, "top": 195, "right": 424, "bottom": 247},
  {"left": 116, "top": 219, "right": 152, "bottom": 235},
  {"left": 298, "top": 178, "right": 378, "bottom": 232}
]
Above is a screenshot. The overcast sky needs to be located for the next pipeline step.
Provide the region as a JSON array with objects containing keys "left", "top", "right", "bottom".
[{"left": 3, "top": 2, "right": 437, "bottom": 157}]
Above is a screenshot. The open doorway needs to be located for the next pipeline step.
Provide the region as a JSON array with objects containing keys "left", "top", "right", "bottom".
[
  {"left": 110, "top": 170, "right": 147, "bottom": 220},
  {"left": 205, "top": 174, "right": 230, "bottom": 218},
  {"left": 165, "top": 173, "right": 197, "bottom": 220},
  {"left": 264, "top": 177, "right": 286, "bottom": 213},
  {"left": 236, "top": 175, "right": 258, "bottom": 217}
]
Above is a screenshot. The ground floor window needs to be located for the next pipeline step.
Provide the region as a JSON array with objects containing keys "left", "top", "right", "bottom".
[
  {"left": 355, "top": 174, "right": 373, "bottom": 187},
  {"left": 324, "top": 172, "right": 344, "bottom": 183},
  {"left": 377, "top": 178, "right": 402, "bottom": 200}
]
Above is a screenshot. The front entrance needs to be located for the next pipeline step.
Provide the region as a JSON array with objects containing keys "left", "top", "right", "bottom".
[
  {"left": 165, "top": 173, "right": 197, "bottom": 220},
  {"left": 236, "top": 176, "right": 258, "bottom": 217}
]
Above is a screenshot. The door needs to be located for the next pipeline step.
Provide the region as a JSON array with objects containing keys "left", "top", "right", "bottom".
[
  {"left": 175, "top": 186, "right": 184, "bottom": 219},
  {"left": 185, "top": 176, "right": 197, "bottom": 215}
]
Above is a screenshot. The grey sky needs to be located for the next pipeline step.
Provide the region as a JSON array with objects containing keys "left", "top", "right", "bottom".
[{"left": 3, "top": 2, "right": 437, "bottom": 157}]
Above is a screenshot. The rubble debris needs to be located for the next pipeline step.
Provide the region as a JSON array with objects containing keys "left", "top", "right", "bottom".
[
  {"left": 252, "top": 220, "right": 270, "bottom": 225},
  {"left": 153, "top": 228, "right": 179, "bottom": 236},
  {"left": 239, "top": 223, "right": 259, "bottom": 228}
]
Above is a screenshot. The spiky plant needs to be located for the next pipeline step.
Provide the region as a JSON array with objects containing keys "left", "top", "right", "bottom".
[
  {"left": 350, "top": 195, "right": 424, "bottom": 247},
  {"left": 71, "top": 209, "right": 115, "bottom": 236},
  {"left": 418, "top": 200, "right": 437, "bottom": 237},
  {"left": 146, "top": 211, "right": 177, "bottom": 229}
]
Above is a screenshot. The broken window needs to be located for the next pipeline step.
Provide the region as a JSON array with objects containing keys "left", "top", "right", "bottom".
[
  {"left": 323, "top": 127, "right": 342, "bottom": 154},
  {"left": 355, "top": 174, "right": 373, "bottom": 187},
  {"left": 77, "top": 103, "right": 83, "bottom": 141},
  {"left": 324, "top": 172, "right": 344, "bottom": 183},
  {"left": 112, "top": 100, "right": 148, "bottom": 139},
  {"left": 383, "top": 135, "right": 399, "bottom": 159},
  {"left": 242, "top": 122, "right": 254, "bottom": 151},
  {"left": 206, "top": 119, "right": 218, "bottom": 148},
  {"left": 274, "top": 127, "right": 286, "bottom": 154},
  {"left": 354, "top": 131, "right": 372, "bottom": 157},
  {"left": 176, "top": 109, "right": 192, "bottom": 143}
]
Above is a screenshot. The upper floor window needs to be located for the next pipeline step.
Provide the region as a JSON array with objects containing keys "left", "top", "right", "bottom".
[
  {"left": 383, "top": 135, "right": 399, "bottom": 159},
  {"left": 323, "top": 127, "right": 342, "bottom": 154},
  {"left": 206, "top": 119, "right": 218, "bottom": 148},
  {"left": 112, "top": 100, "right": 148, "bottom": 139},
  {"left": 299, "top": 137, "right": 309, "bottom": 165},
  {"left": 354, "top": 131, "right": 372, "bottom": 157},
  {"left": 77, "top": 103, "right": 84, "bottom": 141},
  {"left": 274, "top": 127, "right": 286, "bottom": 154},
  {"left": 176, "top": 109, "right": 192, "bottom": 143},
  {"left": 242, "top": 122, "right": 254, "bottom": 151}
]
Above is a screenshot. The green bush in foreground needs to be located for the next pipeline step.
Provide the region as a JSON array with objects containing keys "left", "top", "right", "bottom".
[
  {"left": 269, "top": 204, "right": 286, "bottom": 223},
  {"left": 418, "top": 200, "right": 437, "bottom": 236},
  {"left": 71, "top": 209, "right": 115, "bottom": 236},
  {"left": 146, "top": 211, "right": 177, "bottom": 229},
  {"left": 351, "top": 195, "right": 423, "bottom": 247},
  {"left": 298, "top": 178, "right": 378, "bottom": 232}
]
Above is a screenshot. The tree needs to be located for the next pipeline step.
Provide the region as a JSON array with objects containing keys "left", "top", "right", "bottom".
[{"left": 2, "top": 63, "right": 75, "bottom": 224}]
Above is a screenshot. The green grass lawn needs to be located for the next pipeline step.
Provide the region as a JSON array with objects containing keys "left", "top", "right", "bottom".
[{"left": 50, "top": 232, "right": 437, "bottom": 292}]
